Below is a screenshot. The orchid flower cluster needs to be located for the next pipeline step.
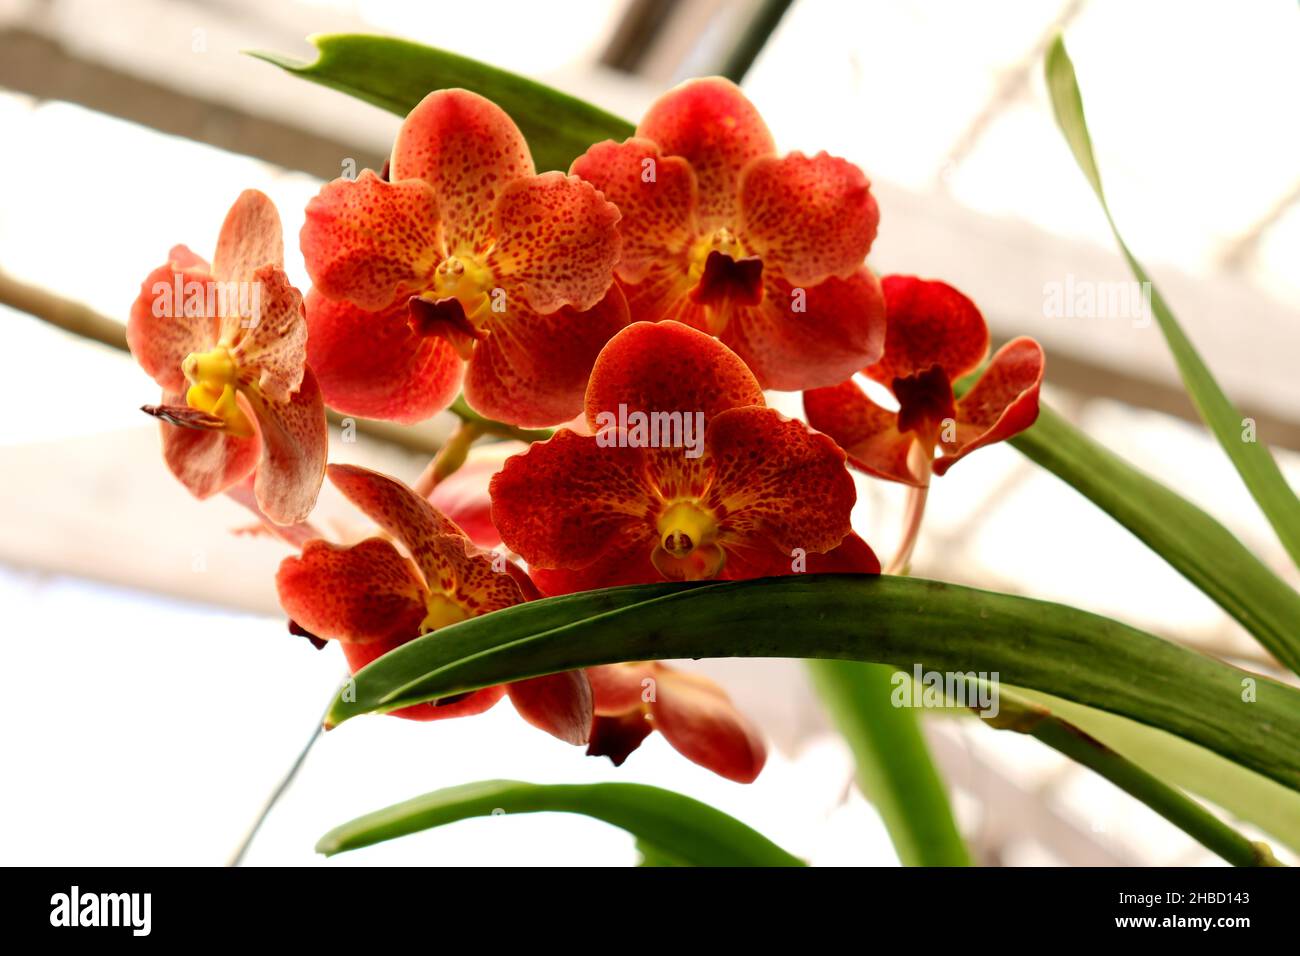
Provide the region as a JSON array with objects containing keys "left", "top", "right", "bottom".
[{"left": 128, "top": 78, "right": 1044, "bottom": 784}]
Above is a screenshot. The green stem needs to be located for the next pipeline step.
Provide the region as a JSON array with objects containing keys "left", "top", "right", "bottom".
[
  {"left": 988, "top": 692, "right": 1284, "bottom": 867},
  {"left": 413, "top": 420, "right": 484, "bottom": 497},
  {"left": 449, "top": 395, "right": 554, "bottom": 444},
  {"left": 227, "top": 693, "right": 332, "bottom": 867},
  {"left": 808, "top": 659, "right": 971, "bottom": 865}
]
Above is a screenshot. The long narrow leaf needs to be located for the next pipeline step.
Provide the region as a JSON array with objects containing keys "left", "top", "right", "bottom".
[
  {"left": 1011, "top": 689, "right": 1300, "bottom": 854},
  {"left": 248, "top": 34, "right": 633, "bottom": 171},
  {"left": 1009, "top": 405, "right": 1300, "bottom": 674},
  {"left": 986, "top": 691, "right": 1282, "bottom": 867},
  {"left": 1045, "top": 37, "right": 1300, "bottom": 567},
  {"left": 317, "top": 780, "right": 805, "bottom": 866},
  {"left": 322, "top": 576, "right": 1300, "bottom": 794},
  {"left": 807, "top": 660, "right": 970, "bottom": 866}
]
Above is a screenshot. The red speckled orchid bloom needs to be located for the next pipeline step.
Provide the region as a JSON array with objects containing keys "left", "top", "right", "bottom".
[
  {"left": 127, "top": 190, "right": 327, "bottom": 524},
  {"left": 804, "top": 276, "right": 1045, "bottom": 487},
  {"left": 586, "top": 662, "right": 766, "bottom": 783},
  {"left": 490, "top": 320, "right": 879, "bottom": 597},
  {"left": 571, "top": 77, "right": 885, "bottom": 391},
  {"left": 301, "top": 89, "right": 628, "bottom": 428},
  {"left": 276, "top": 464, "right": 592, "bottom": 743}
]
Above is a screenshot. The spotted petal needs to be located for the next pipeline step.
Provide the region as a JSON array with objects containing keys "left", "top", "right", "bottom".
[
  {"left": 158, "top": 390, "right": 259, "bottom": 499},
  {"left": 463, "top": 284, "right": 629, "bottom": 428},
  {"left": 638, "top": 77, "right": 775, "bottom": 227},
  {"left": 305, "top": 290, "right": 463, "bottom": 424},
  {"left": 301, "top": 170, "right": 442, "bottom": 312},
  {"left": 128, "top": 256, "right": 219, "bottom": 393},
  {"left": 934, "top": 336, "right": 1045, "bottom": 477},
  {"left": 740, "top": 152, "right": 878, "bottom": 286},
  {"left": 803, "top": 379, "right": 925, "bottom": 486},
  {"left": 391, "top": 89, "right": 534, "bottom": 255},
  {"left": 228, "top": 266, "right": 307, "bottom": 403},
  {"left": 804, "top": 532, "right": 882, "bottom": 574},
  {"left": 570, "top": 137, "right": 698, "bottom": 283},
  {"left": 704, "top": 406, "right": 857, "bottom": 557},
  {"left": 527, "top": 544, "right": 661, "bottom": 597},
  {"left": 484, "top": 171, "right": 621, "bottom": 314},
  {"left": 583, "top": 320, "right": 764, "bottom": 430},
  {"left": 490, "top": 429, "right": 655, "bottom": 572},
  {"left": 212, "top": 189, "right": 284, "bottom": 281},
  {"left": 238, "top": 366, "right": 328, "bottom": 524},
  {"left": 868, "top": 276, "right": 989, "bottom": 386},
  {"left": 327, "top": 464, "right": 524, "bottom": 616},
  {"left": 724, "top": 267, "right": 886, "bottom": 392},
  {"left": 276, "top": 538, "right": 428, "bottom": 645}
]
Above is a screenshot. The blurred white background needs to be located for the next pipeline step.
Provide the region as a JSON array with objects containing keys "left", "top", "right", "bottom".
[{"left": 0, "top": 0, "right": 1297, "bottom": 866}]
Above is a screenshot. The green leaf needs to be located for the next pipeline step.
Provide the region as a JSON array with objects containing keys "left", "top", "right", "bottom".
[
  {"left": 248, "top": 34, "right": 634, "bottom": 172},
  {"left": 806, "top": 660, "right": 970, "bottom": 866},
  {"left": 1011, "top": 689, "right": 1300, "bottom": 855},
  {"left": 985, "top": 690, "right": 1283, "bottom": 866},
  {"left": 316, "top": 779, "right": 805, "bottom": 866},
  {"left": 323, "top": 575, "right": 1300, "bottom": 794},
  {"left": 1008, "top": 404, "right": 1300, "bottom": 674},
  {"left": 1045, "top": 37, "right": 1300, "bottom": 568}
]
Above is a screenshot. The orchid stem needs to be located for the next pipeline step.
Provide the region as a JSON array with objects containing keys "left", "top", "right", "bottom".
[
  {"left": 227, "top": 691, "right": 334, "bottom": 867},
  {"left": 414, "top": 420, "right": 483, "bottom": 497},
  {"left": 886, "top": 482, "right": 930, "bottom": 576},
  {"left": 449, "top": 395, "right": 554, "bottom": 444}
]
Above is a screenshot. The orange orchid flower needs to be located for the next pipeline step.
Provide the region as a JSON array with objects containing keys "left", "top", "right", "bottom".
[
  {"left": 300, "top": 89, "right": 628, "bottom": 428},
  {"left": 127, "top": 190, "right": 327, "bottom": 524},
  {"left": 490, "top": 320, "right": 879, "bottom": 595},
  {"left": 276, "top": 464, "right": 591, "bottom": 743},
  {"left": 571, "top": 77, "right": 885, "bottom": 391},
  {"left": 805, "top": 276, "right": 1045, "bottom": 486}
]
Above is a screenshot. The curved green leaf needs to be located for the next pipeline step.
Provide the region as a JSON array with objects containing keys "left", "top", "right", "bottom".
[
  {"left": 316, "top": 779, "right": 805, "bottom": 866},
  {"left": 985, "top": 690, "right": 1282, "bottom": 866},
  {"left": 323, "top": 575, "right": 1300, "bottom": 794},
  {"left": 1045, "top": 37, "right": 1300, "bottom": 568},
  {"left": 248, "top": 34, "right": 634, "bottom": 172},
  {"left": 1009, "top": 405, "right": 1300, "bottom": 674},
  {"left": 1013, "top": 689, "right": 1300, "bottom": 855}
]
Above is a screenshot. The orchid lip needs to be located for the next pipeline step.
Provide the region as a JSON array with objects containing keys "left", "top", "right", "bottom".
[
  {"left": 690, "top": 250, "right": 765, "bottom": 319},
  {"left": 893, "top": 365, "right": 956, "bottom": 439},
  {"left": 408, "top": 295, "right": 488, "bottom": 360}
]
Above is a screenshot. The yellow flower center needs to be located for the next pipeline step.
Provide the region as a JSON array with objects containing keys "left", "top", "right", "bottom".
[
  {"left": 652, "top": 500, "right": 726, "bottom": 580},
  {"left": 181, "top": 346, "right": 253, "bottom": 437},
  {"left": 419, "top": 592, "right": 469, "bottom": 634},
  {"left": 432, "top": 254, "right": 497, "bottom": 326}
]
